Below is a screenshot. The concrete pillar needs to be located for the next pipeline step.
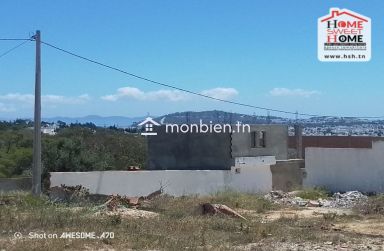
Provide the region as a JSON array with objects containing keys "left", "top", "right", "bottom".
[{"left": 294, "top": 124, "right": 303, "bottom": 159}]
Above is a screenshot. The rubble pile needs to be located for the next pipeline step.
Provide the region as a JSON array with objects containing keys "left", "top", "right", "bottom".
[
  {"left": 93, "top": 189, "right": 163, "bottom": 218},
  {"left": 103, "top": 189, "right": 162, "bottom": 209},
  {"left": 104, "top": 194, "right": 144, "bottom": 210},
  {"left": 331, "top": 191, "right": 368, "bottom": 208},
  {"left": 49, "top": 185, "right": 90, "bottom": 203},
  {"left": 48, "top": 185, "right": 164, "bottom": 218},
  {"left": 264, "top": 190, "right": 368, "bottom": 209}
]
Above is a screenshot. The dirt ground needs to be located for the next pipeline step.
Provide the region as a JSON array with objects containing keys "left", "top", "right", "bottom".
[
  {"left": 335, "top": 218, "right": 384, "bottom": 237},
  {"left": 241, "top": 208, "right": 384, "bottom": 251},
  {"left": 1, "top": 191, "right": 384, "bottom": 250}
]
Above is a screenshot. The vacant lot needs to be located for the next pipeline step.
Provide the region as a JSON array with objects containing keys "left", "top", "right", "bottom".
[{"left": 0, "top": 191, "right": 383, "bottom": 250}]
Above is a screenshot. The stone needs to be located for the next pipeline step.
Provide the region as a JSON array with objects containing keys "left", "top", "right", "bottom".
[
  {"left": 290, "top": 197, "right": 308, "bottom": 207},
  {"left": 307, "top": 200, "right": 321, "bottom": 207}
]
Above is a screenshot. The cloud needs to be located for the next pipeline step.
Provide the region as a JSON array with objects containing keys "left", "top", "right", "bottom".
[
  {"left": 42, "top": 94, "right": 90, "bottom": 104},
  {"left": 0, "top": 93, "right": 34, "bottom": 103},
  {"left": 269, "top": 88, "right": 321, "bottom": 98},
  {"left": 102, "top": 87, "right": 238, "bottom": 102},
  {"left": 200, "top": 88, "right": 238, "bottom": 100},
  {"left": 101, "top": 87, "right": 187, "bottom": 102},
  {"left": 101, "top": 87, "right": 143, "bottom": 101},
  {"left": 0, "top": 103, "right": 15, "bottom": 112},
  {"left": 0, "top": 93, "right": 91, "bottom": 105}
]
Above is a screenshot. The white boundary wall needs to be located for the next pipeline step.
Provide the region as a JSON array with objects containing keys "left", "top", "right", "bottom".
[
  {"left": 50, "top": 156, "right": 275, "bottom": 196},
  {"left": 304, "top": 141, "right": 384, "bottom": 192}
]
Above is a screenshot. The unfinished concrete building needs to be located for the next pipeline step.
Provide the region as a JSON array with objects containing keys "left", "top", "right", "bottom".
[
  {"left": 147, "top": 124, "right": 289, "bottom": 170},
  {"left": 50, "top": 124, "right": 306, "bottom": 196}
]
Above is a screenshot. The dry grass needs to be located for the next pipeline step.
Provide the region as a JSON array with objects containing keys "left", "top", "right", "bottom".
[
  {"left": 0, "top": 191, "right": 381, "bottom": 250},
  {"left": 354, "top": 194, "right": 384, "bottom": 215}
]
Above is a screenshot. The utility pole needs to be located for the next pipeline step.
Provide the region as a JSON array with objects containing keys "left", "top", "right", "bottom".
[{"left": 32, "top": 30, "right": 41, "bottom": 196}]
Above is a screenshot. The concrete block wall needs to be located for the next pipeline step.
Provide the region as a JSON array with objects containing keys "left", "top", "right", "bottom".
[
  {"left": 270, "top": 159, "right": 305, "bottom": 191},
  {"left": 304, "top": 140, "right": 384, "bottom": 192},
  {"left": 50, "top": 156, "right": 275, "bottom": 196},
  {"left": 231, "top": 125, "right": 288, "bottom": 160},
  {"left": 147, "top": 126, "right": 233, "bottom": 170},
  {"left": 0, "top": 177, "right": 32, "bottom": 192}
]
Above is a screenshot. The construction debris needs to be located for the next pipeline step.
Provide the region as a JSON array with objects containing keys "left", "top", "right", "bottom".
[
  {"left": 103, "top": 189, "right": 163, "bottom": 211},
  {"left": 103, "top": 195, "right": 140, "bottom": 211},
  {"left": 201, "top": 203, "right": 247, "bottom": 220},
  {"left": 94, "top": 207, "right": 159, "bottom": 219},
  {"left": 48, "top": 184, "right": 163, "bottom": 206},
  {"left": 264, "top": 190, "right": 368, "bottom": 209},
  {"left": 331, "top": 191, "right": 368, "bottom": 208},
  {"left": 145, "top": 189, "right": 162, "bottom": 200},
  {"left": 93, "top": 189, "right": 163, "bottom": 219},
  {"left": 49, "top": 185, "right": 90, "bottom": 203}
]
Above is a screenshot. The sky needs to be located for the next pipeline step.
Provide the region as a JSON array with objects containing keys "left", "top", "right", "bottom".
[{"left": 0, "top": 0, "right": 383, "bottom": 119}]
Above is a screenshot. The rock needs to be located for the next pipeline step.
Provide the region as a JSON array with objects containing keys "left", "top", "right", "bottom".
[
  {"left": 292, "top": 197, "right": 308, "bottom": 207},
  {"left": 307, "top": 200, "right": 321, "bottom": 207},
  {"left": 318, "top": 199, "right": 332, "bottom": 207}
]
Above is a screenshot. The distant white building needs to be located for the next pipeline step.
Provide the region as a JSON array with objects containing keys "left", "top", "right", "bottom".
[{"left": 41, "top": 124, "right": 58, "bottom": 135}]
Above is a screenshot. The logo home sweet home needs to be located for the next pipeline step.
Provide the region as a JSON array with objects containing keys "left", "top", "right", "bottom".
[
  {"left": 138, "top": 117, "right": 160, "bottom": 136},
  {"left": 318, "top": 8, "right": 371, "bottom": 62}
]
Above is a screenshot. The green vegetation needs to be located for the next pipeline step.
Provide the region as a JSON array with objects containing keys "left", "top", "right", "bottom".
[
  {"left": 295, "top": 187, "right": 330, "bottom": 200},
  {"left": 0, "top": 120, "right": 33, "bottom": 178},
  {"left": 0, "top": 120, "right": 146, "bottom": 180}
]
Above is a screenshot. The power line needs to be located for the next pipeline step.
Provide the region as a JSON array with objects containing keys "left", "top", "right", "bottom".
[
  {"left": 26, "top": 40, "right": 384, "bottom": 119},
  {"left": 0, "top": 38, "right": 32, "bottom": 41},
  {"left": 40, "top": 40, "right": 322, "bottom": 117},
  {"left": 1, "top": 36, "right": 382, "bottom": 119},
  {"left": 0, "top": 40, "right": 30, "bottom": 59}
]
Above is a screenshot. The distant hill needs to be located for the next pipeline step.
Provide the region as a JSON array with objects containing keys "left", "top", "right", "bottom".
[
  {"left": 35, "top": 111, "right": 284, "bottom": 128},
  {"left": 2, "top": 110, "right": 383, "bottom": 128},
  {"left": 155, "top": 110, "right": 285, "bottom": 124}
]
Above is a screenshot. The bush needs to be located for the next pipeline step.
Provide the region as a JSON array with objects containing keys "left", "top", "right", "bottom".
[{"left": 295, "top": 187, "right": 329, "bottom": 200}]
